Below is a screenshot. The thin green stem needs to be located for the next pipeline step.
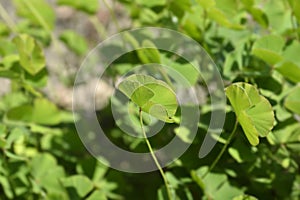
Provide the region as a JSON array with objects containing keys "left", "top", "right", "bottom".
[
  {"left": 21, "top": 0, "right": 60, "bottom": 50},
  {"left": 22, "top": 0, "right": 50, "bottom": 33},
  {"left": 288, "top": 1, "right": 300, "bottom": 41},
  {"left": 139, "top": 108, "right": 173, "bottom": 200},
  {"left": 294, "top": 21, "right": 300, "bottom": 41},
  {"left": 292, "top": 15, "right": 300, "bottom": 41},
  {"left": 202, "top": 9, "right": 207, "bottom": 40},
  {"left": 0, "top": 2, "right": 18, "bottom": 33},
  {"left": 89, "top": 16, "right": 108, "bottom": 39},
  {"left": 102, "top": 0, "right": 121, "bottom": 32},
  {"left": 158, "top": 68, "right": 174, "bottom": 90},
  {"left": 102, "top": 0, "right": 128, "bottom": 49},
  {"left": 202, "top": 120, "right": 239, "bottom": 178}
]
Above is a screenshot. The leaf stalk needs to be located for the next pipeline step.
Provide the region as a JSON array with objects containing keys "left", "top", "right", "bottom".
[{"left": 139, "top": 108, "right": 174, "bottom": 200}]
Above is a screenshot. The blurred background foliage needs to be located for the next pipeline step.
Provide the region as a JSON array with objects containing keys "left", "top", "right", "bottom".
[{"left": 0, "top": 0, "right": 300, "bottom": 199}]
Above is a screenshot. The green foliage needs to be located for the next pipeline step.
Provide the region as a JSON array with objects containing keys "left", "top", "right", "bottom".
[
  {"left": 0, "top": 0, "right": 299, "bottom": 199},
  {"left": 61, "top": 175, "right": 94, "bottom": 198},
  {"left": 251, "top": 35, "right": 285, "bottom": 65},
  {"left": 13, "top": 0, "right": 55, "bottom": 30},
  {"left": 225, "top": 83, "right": 274, "bottom": 145},
  {"left": 118, "top": 74, "right": 178, "bottom": 123},
  {"left": 59, "top": 30, "right": 88, "bottom": 55},
  {"left": 6, "top": 98, "right": 73, "bottom": 125},
  {"left": 57, "top": 0, "right": 100, "bottom": 14},
  {"left": 137, "top": 40, "right": 161, "bottom": 64},
  {"left": 30, "top": 153, "right": 66, "bottom": 196},
  {"left": 192, "top": 166, "right": 244, "bottom": 199},
  {"left": 13, "top": 34, "right": 45, "bottom": 75},
  {"left": 284, "top": 86, "right": 300, "bottom": 115}
]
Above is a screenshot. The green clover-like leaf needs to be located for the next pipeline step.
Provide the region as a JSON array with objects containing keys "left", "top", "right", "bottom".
[
  {"left": 13, "top": 34, "right": 45, "bottom": 75},
  {"left": 117, "top": 74, "right": 178, "bottom": 123},
  {"left": 225, "top": 83, "right": 275, "bottom": 146}
]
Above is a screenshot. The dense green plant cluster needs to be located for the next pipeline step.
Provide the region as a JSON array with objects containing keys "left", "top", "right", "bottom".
[{"left": 0, "top": 0, "right": 300, "bottom": 199}]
